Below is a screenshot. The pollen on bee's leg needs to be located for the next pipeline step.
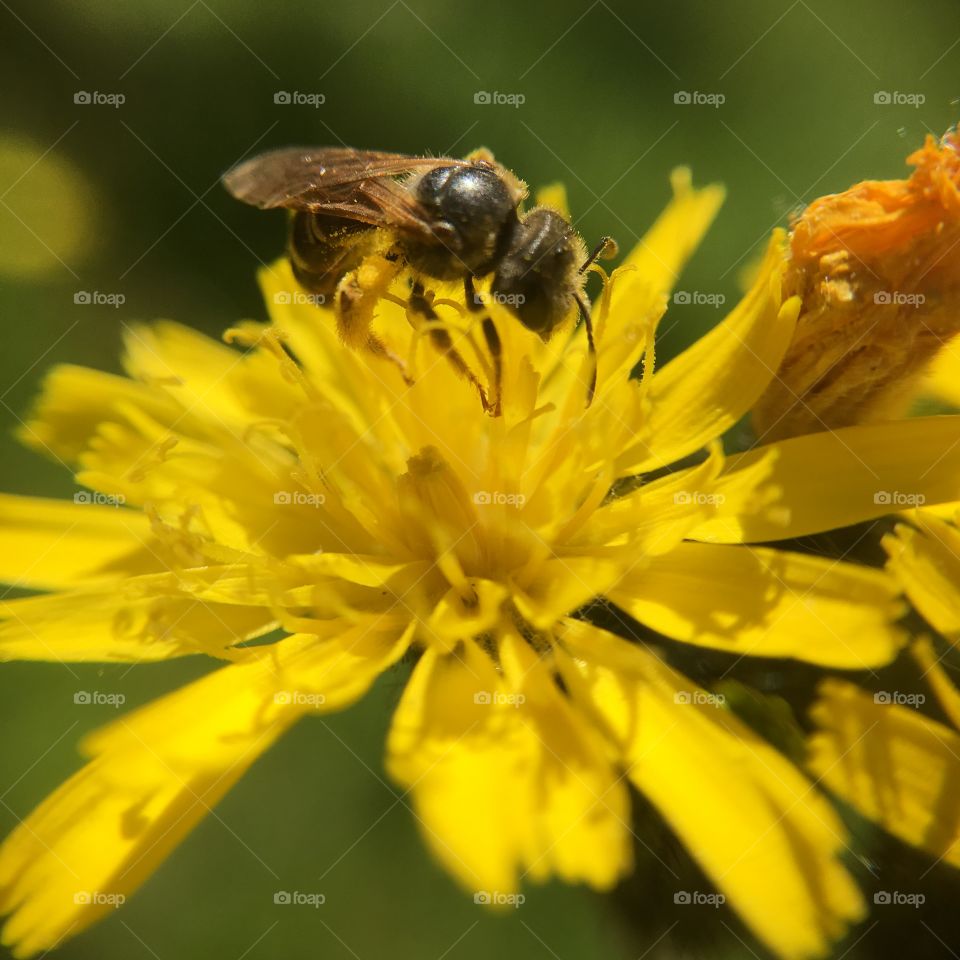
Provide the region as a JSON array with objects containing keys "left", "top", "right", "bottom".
[{"left": 753, "top": 129, "right": 960, "bottom": 441}]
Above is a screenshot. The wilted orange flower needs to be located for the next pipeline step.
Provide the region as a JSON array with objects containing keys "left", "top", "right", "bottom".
[{"left": 754, "top": 129, "right": 960, "bottom": 440}]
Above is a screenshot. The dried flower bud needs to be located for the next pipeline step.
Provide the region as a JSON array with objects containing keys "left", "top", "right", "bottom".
[{"left": 753, "top": 131, "right": 960, "bottom": 441}]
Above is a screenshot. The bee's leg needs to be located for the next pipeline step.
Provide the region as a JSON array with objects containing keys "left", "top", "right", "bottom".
[
  {"left": 573, "top": 291, "right": 597, "bottom": 406},
  {"left": 464, "top": 276, "right": 502, "bottom": 417},
  {"left": 566, "top": 237, "right": 616, "bottom": 408},
  {"left": 334, "top": 254, "right": 412, "bottom": 383},
  {"left": 408, "top": 280, "right": 494, "bottom": 414},
  {"left": 578, "top": 235, "right": 619, "bottom": 275}
]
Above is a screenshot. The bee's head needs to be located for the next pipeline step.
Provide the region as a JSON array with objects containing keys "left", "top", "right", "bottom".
[{"left": 491, "top": 208, "right": 584, "bottom": 339}]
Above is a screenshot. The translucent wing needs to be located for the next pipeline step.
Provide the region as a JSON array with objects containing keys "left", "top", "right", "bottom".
[{"left": 223, "top": 146, "right": 470, "bottom": 239}]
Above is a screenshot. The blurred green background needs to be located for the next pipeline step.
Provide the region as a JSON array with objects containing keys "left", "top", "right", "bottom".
[{"left": 0, "top": 0, "right": 958, "bottom": 957}]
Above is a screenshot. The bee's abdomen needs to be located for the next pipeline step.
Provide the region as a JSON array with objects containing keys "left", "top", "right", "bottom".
[{"left": 288, "top": 211, "right": 376, "bottom": 299}]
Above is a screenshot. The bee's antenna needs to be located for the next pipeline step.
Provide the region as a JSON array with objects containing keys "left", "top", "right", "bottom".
[
  {"left": 578, "top": 235, "right": 618, "bottom": 275},
  {"left": 573, "top": 291, "right": 597, "bottom": 406}
]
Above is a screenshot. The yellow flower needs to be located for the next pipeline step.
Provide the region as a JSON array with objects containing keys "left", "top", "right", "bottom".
[
  {"left": 808, "top": 512, "right": 960, "bottom": 870},
  {"left": 808, "top": 639, "right": 960, "bottom": 872},
  {"left": 3, "top": 165, "right": 960, "bottom": 960}
]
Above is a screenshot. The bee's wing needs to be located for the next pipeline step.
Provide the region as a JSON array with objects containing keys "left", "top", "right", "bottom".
[{"left": 222, "top": 147, "right": 468, "bottom": 239}]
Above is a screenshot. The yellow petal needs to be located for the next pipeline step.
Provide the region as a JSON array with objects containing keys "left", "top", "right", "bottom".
[
  {"left": 386, "top": 641, "right": 530, "bottom": 894},
  {"left": 911, "top": 637, "right": 960, "bottom": 730},
  {"left": 0, "top": 578, "right": 274, "bottom": 662},
  {"left": 122, "top": 321, "right": 300, "bottom": 428},
  {"left": 610, "top": 542, "right": 905, "bottom": 668},
  {"left": 534, "top": 182, "right": 570, "bottom": 218},
  {"left": 0, "top": 495, "right": 155, "bottom": 589},
  {"left": 618, "top": 232, "right": 799, "bottom": 473},
  {"left": 808, "top": 678, "right": 960, "bottom": 870},
  {"left": 610, "top": 167, "right": 725, "bottom": 315},
  {"left": 592, "top": 168, "right": 725, "bottom": 403},
  {"left": 690, "top": 416, "right": 960, "bottom": 543},
  {"left": 559, "top": 623, "right": 864, "bottom": 960},
  {"left": 386, "top": 635, "right": 630, "bottom": 894},
  {"left": 498, "top": 629, "right": 631, "bottom": 889},
  {"left": 924, "top": 335, "right": 960, "bottom": 409},
  {"left": 511, "top": 555, "right": 624, "bottom": 630},
  {"left": 20, "top": 364, "right": 178, "bottom": 464},
  {"left": 884, "top": 515, "right": 960, "bottom": 641},
  {"left": 575, "top": 442, "right": 720, "bottom": 546},
  {"left": 0, "top": 624, "right": 409, "bottom": 957}
]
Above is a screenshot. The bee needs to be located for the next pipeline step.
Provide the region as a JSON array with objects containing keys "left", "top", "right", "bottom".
[{"left": 223, "top": 146, "right": 616, "bottom": 414}]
